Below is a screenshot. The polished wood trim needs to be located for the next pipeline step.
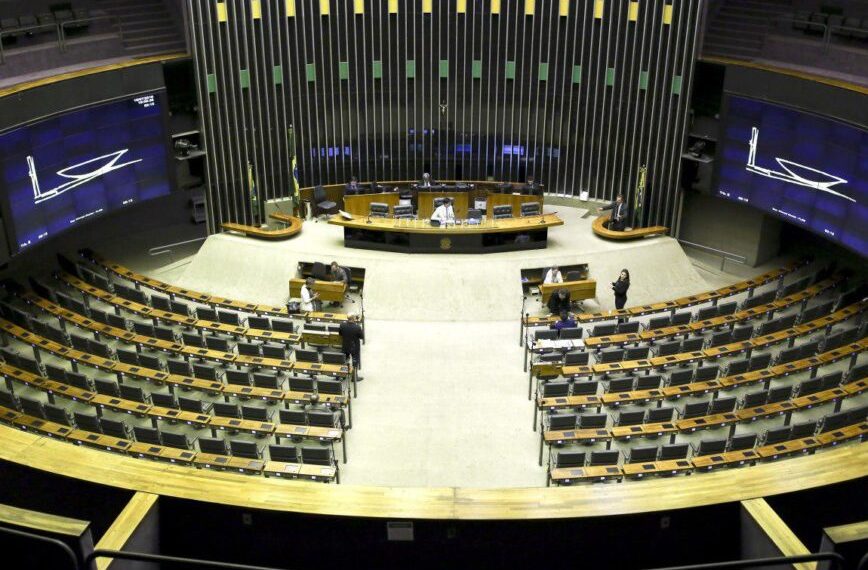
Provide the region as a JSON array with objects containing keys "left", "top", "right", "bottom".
[
  {"left": 221, "top": 214, "right": 303, "bottom": 240},
  {"left": 328, "top": 213, "right": 563, "bottom": 234},
  {"left": 824, "top": 520, "right": 868, "bottom": 544},
  {"left": 701, "top": 56, "right": 868, "bottom": 96},
  {"left": 0, "top": 54, "right": 188, "bottom": 98},
  {"left": 94, "top": 492, "right": 159, "bottom": 570},
  {"left": 0, "top": 424, "right": 864, "bottom": 520},
  {"left": 0, "top": 502, "right": 90, "bottom": 537},
  {"left": 741, "top": 498, "right": 816, "bottom": 570},
  {"left": 592, "top": 215, "right": 668, "bottom": 240}
]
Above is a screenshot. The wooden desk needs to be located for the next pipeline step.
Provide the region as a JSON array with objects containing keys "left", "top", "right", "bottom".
[
  {"left": 487, "top": 193, "right": 542, "bottom": 218},
  {"left": 549, "top": 465, "right": 623, "bottom": 485},
  {"left": 417, "top": 191, "right": 470, "bottom": 219},
  {"left": 622, "top": 459, "right": 694, "bottom": 478},
  {"left": 263, "top": 461, "right": 338, "bottom": 482},
  {"left": 288, "top": 278, "right": 347, "bottom": 303},
  {"left": 329, "top": 213, "right": 564, "bottom": 253},
  {"left": 221, "top": 214, "right": 303, "bottom": 240},
  {"left": 343, "top": 192, "right": 400, "bottom": 216},
  {"left": 539, "top": 280, "right": 597, "bottom": 303},
  {"left": 592, "top": 214, "right": 668, "bottom": 240}
]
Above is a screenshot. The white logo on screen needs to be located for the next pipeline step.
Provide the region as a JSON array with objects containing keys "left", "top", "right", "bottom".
[
  {"left": 27, "top": 150, "right": 142, "bottom": 205},
  {"left": 745, "top": 127, "right": 855, "bottom": 203}
]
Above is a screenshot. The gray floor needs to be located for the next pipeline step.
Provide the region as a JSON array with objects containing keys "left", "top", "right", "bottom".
[{"left": 106, "top": 205, "right": 841, "bottom": 488}]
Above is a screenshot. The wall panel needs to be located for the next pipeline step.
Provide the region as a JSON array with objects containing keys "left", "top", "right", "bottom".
[{"left": 187, "top": 0, "right": 702, "bottom": 232}]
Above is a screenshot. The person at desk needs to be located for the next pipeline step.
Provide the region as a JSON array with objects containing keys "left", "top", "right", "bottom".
[
  {"left": 327, "top": 261, "right": 348, "bottom": 308},
  {"left": 547, "top": 288, "right": 571, "bottom": 315},
  {"left": 346, "top": 176, "right": 361, "bottom": 194},
  {"left": 523, "top": 175, "right": 542, "bottom": 196},
  {"left": 543, "top": 266, "right": 563, "bottom": 284},
  {"left": 431, "top": 197, "right": 455, "bottom": 225},
  {"left": 420, "top": 172, "right": 435, "bottom": 188},
  {"left": 550, "top": 310, "right": 577, "bottom": 331},
  {"left": 330, "top": 261, "right": 348, "bottom": 285},
  {"left": 338, "top": 314, "right": 365, "bottom": 380},
  {"left": 597, "top": 193, "right": 629, "bottom": 231},
  {"left": 300, "top": 277, "right": 321, "bottom": 312}
]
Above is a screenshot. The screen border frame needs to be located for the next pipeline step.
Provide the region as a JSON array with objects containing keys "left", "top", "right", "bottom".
[
  {"left": 0, "top": 88, "right": 176, "bottom": 257},
  {"left": 713, "top": 92, "right": 866, "bottom": 257}
]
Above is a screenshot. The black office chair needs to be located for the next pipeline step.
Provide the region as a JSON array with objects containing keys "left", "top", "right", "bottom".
[
  {"left": 369, "top": 202, "right": 390, "bottom": 218},
  {"left": 393, "top": 205, "right": 414, "bottom": 219},
  {"left": 492, "top": 205, "right": 512, "bottom": 219},
  {"left": 520, "top": 202, "right": 541, "bottom": 217},
  {"left": 313, "top": 185, "right": 337, "bottom": 219}
]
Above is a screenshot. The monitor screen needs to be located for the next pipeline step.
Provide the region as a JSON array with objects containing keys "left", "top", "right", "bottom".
[
  {"left": 0, "top": 92, "right": 173, "bottom": 254},
  {"left": 502, "top": 144, "right": 525, "bottom": 156},
  {"left": 716, "top": 95, "right": 867, "bottom": 257}
]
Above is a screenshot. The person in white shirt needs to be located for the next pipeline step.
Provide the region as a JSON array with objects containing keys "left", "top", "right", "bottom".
[
  {"left": 543, "top": 266, "right": 563, "bottom": 284},
  {"left": 300, "top": 277, "right": 320, "bottom": 312},
  {"left": 431, "top": 198, "right": 455, "bottom": 224}
]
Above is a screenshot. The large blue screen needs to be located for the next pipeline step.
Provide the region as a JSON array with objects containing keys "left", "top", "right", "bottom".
[
  {"left": 717, "top": 96, "right": 868, "bottom": 257},
  {"left": 0, "top": 92, "right": 172, "bottom": 254}
]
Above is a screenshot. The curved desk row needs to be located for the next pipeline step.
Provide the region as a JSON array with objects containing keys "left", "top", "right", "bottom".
[
  {"left": 0, "top": 422, "right": 864, "bottom": 520},
  {"left": 328, "top": 213, "right": 564, "bottom": 253}
]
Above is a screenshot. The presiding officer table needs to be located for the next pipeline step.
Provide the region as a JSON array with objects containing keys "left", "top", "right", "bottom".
[{"left": 329, "top": 213, "right": 564, "bottom": 253}]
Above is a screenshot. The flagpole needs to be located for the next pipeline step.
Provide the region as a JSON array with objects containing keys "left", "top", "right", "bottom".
[{"left": 289, "top": 124, "right": 301, "bottom": 217}]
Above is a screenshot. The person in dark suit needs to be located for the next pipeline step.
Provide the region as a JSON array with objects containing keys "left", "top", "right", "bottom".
[
  {"left": 550, "top": 310, "right": 577, "bottom": 331},
  {"left": 522, "top": 175, "right": 542, "bottom": 196},
  {"left": 598, "top": 194, "right": 629, "bottom": 231},
  {"left": 420, "top": 172, "right": 434, "bottom": 188},
  {"left": 612, "top": 269, "right": 630, "bottom": 311},
  {"left": 346, "top": 176, "right": 361, "bottom": 194},
  {"left": 547, "top": 288, "right": 571, "bottom": 315},
  {"left": 338, "top": 314, "right": 364, "bottom": 380}
]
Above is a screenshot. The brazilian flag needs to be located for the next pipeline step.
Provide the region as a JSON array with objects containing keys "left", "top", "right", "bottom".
[
  {"left": 247, "top": 161, "right": 262, "bottom": 226},
  {"left": 289, "top": 126, "right": 301, "bottom": 215},
  {"left": 634, "top": 165, "right": 647, "bottom": 229}
]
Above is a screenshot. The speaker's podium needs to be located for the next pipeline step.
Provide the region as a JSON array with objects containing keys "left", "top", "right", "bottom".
[{"left": 328, "top": 213, "right": 563, "bottom": 254}]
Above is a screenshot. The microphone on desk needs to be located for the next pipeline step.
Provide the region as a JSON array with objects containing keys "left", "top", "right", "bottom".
[{"left": 542, "top": 211, "right": 556, "bottom": 224}]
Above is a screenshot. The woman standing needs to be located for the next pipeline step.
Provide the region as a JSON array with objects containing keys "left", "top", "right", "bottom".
[{"left": 612, "top": 269, "right": 630, "bottom": 310}]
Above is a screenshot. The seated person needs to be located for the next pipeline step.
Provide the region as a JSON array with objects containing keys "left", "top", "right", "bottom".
[
  {"left": 420, "top": 172, "right": 435, "bottom": 188},
  {"left": 330, "top": 261, "right": 348, "bottom": 284},
  {"left": 597, "top": 193, "right": 629, "bottom": 231},
  {"left": 547, "top": 288, "right": 571, "bottom": 315},
  {"left": 431, "top": 198, "right": 455, "bottom": 225},
  {"left": 522, "top": 175, "right": 542, "bottom": 195},
  {"left": 346, "top": 176, "right": 361, "bottom": 194},
  {"left": 543, "top": 266, "right": 563, "bottom": 284},
  {"left": 550, "top": 310, "right": 577, "bottom": 331}
]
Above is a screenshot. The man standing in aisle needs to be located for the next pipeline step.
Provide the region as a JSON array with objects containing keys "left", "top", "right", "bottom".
[
  {"left": 300, "top": 277, "right": 320, "bottom": 312},
  {"left": 339, "top": 314, "right": 365, "bottom": 380}
]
